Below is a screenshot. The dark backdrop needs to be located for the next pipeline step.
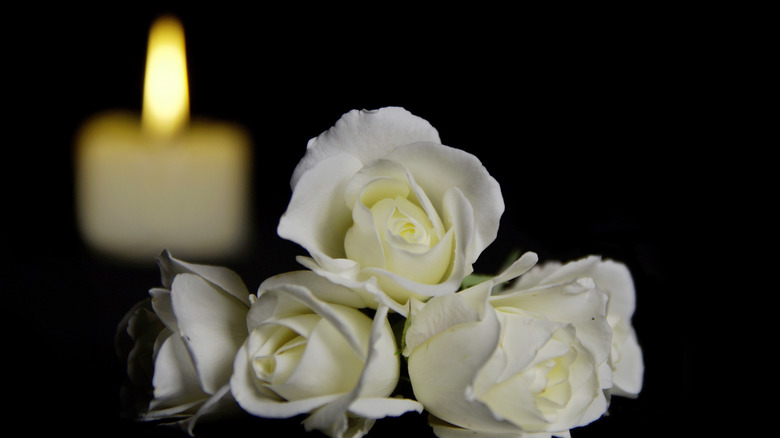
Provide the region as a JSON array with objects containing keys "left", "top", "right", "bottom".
[{"left": 7, "top": 5, "right": 714, "bottom": 438}]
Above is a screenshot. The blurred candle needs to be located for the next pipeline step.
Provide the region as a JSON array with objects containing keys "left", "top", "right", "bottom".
[{"left": 75, "top": 16, "right": 252, "bottom": 262}]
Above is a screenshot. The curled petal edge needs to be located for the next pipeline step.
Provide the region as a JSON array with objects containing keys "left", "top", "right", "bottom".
[
  {"left": 231, "top": 304, "right": 420, "bottom": 438},
  {"left": 290, "top": 107, "right": 441, "bottom": 188},
  {"left": 156, "top": 249, "right": 250, "bottom": 306},
  {"left": 303, "top": 305, "right": 422, "bottom": 437}
]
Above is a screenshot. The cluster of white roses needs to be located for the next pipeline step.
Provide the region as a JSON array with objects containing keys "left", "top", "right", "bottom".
[{"left": 117, "top": 107, "right": 643, "bottom": 438}]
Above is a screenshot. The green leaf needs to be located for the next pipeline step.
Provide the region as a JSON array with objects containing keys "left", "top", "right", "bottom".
[
  {"left": 460, "top": 273, "right": 493, "bottom": 289},
  {"left": 498, "top": 248, "right": 523, "bottom": 273}
]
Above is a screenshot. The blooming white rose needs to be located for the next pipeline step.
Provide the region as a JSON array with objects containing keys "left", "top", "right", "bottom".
[
  {"left": 403, "top": 252, "right": 614, "bottom": 438},
  {"left": 506, "top": 256, "right": 644, "bottom": 397},
  {"left": 277, "top": 107, "right": 504, "bottom": 315},
  {"left": 116, "top": 250, "right": 251, "bottom": 434},
  {"left": 230, "top": 270, "right": 422, "bottom": 438}
]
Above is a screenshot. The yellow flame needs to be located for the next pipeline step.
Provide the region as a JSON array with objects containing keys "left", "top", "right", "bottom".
[{"left": 142, "top": 16, "right": 189, "bottom": 137}]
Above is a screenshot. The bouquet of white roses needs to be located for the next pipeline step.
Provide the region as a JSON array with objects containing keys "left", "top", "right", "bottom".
[{"left": 116, "top": 107, "right": 643, "bottom": 438}]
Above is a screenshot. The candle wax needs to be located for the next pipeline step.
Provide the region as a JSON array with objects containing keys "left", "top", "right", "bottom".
[{"left": 75, "top": 111, "right": 252, "bottom": 262}]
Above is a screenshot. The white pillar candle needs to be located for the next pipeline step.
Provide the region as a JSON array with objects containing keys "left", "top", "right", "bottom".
[{"left": 75, "top": 16, "right": 252, "bottom": 262}]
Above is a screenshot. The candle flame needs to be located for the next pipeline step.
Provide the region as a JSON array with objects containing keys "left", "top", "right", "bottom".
[{"left": 142, "top": 16, "right": 189, "bottom": 137}]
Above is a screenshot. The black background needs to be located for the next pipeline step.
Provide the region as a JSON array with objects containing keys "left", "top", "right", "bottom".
[{"left": 7, "top": 4, "right": 729, "bottom": 438}]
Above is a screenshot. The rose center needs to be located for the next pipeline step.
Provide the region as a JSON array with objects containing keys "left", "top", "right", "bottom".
[
  {"left": 251, "top": 328, "right": 307, "bottom": 386},
  {"left": 388, "top": 211, "right": 429, "bottom": 246},
  {"left": 530, "top": 352, "right": 574, "bottom": 414},
  {"left": 376, "top": 196, "right": 439, "bottom": 253},
  {"left": 342, "top": 166, "right": 453, "bottom": 287}
]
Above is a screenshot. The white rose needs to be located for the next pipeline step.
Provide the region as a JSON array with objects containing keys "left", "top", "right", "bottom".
[
  {"left": 116, "top": 250, "right": 251, "bottom": 434},
  {"left": 506, "top": 256, "right": 644, "bottom": 397},
  {"left": 230, "top": 270, "right": 422, "bottom": 438},
  {"left": 403, "top": 252, "right": 614, "bottom": 438},
  {"left": 277, "top": 107, "right": 504, "bottom": 315}
]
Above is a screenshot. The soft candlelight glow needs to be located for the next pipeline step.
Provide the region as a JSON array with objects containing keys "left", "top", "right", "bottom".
[
  {"left": 142, "top": 16, "right": 189, "bottom": 137},
  {"left": 75, "top": 15, "right": 252, "bottom": 263}
]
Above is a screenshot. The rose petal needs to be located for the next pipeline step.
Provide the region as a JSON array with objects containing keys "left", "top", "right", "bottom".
[
  {"left": 490, "top": 278, "right": 612, "bottom": 367},
  {"left": 490, "top": 251, "right": 539, "bottom": 286},
  {"left": 344, "top": 199, "right": 387, "bottom": 270},
  {"left": 610, "top": 323, "right": 644, "bottom": 397},
  {"left": 156, "top": 250, "right": 251, "bottom": 306},
  {"left": 348, "top": 397, "right": 423, "bottom": 419},
  {"left": 477, "top": 370, "right": 550, "bottom": 430},
  {"left": 149, "top": 334, "right": 205, "bottom": 414},
  {"left": 256, "top": 270, "right": 370, "bottom": 310},
  {"left": 535, "top": 256, "right": 601, "bottom": 286},
  {"left": 343, "top": 159, "right": 411, "bottom": 209},
  {"left": 301, "top": 305, "right": 408, "bottom": 438},
  {"left": 296, "top": 255, "right": 364, "bottom": 286},
  {"left": 275, "top": 311, "right": 368, "bottom": 401},
  {"left": 344, "top": 158, "right": 446, "bottom": 238},
  {"left": 290, "top": 107, "right": 441, "bottom": 188},
  {"left": 593, "top": 259, "right": 636, "bottom": 320},
  {"left": 407, "top": 288, "right": 510, "bottom": 433},
  {"left": 278, "top": 153, "right": 364, "bottom": 265},
  {"left": 476, "top": 312, "right": 568, "bottom": 388},
  {"left": 513, "top": 261, "right": 563, "bottom": 289},
  {"left": 258, "top": 284, "right": 365, "bottom": 356},
  {"left": 149, "top": 288, "right": 177, "bottom": 332},
  {"left": 230, "top": 338, "right": 342, "bottom": 417},
  {"left": 184, "top": 384, "right": 242, "bottom": 435},
  {"left": 403, "top": 291, "right": 480, "bottom": 356},
  {"left": 170, "top": 274, "right": 249, "bottom": 395},
  {"left": 555, "top": 349, "right": 607, "bottom": 429},
  {"left": 402, "top": 163, "right": 446, "bottom": 238},
  {"left": 476, "top": 325, "right": 576, "bottom": 430},
  {"left": 363, "top": 187, "right": 476, "bottom": 314},
  {"left": 356, "top": 306, "right": 402, "bottom": 399},
  {"left": 385, "top": 196, "right": 439, "bottom": 251},
  {"left": 382, "top": 223, "right": 454, "bottom": 286},
  {"left": 118, "top": 300, "right": 163, "bottom": 388},
  {"left": 385, "top": 142, "right": 503, "bottom": 257}
]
